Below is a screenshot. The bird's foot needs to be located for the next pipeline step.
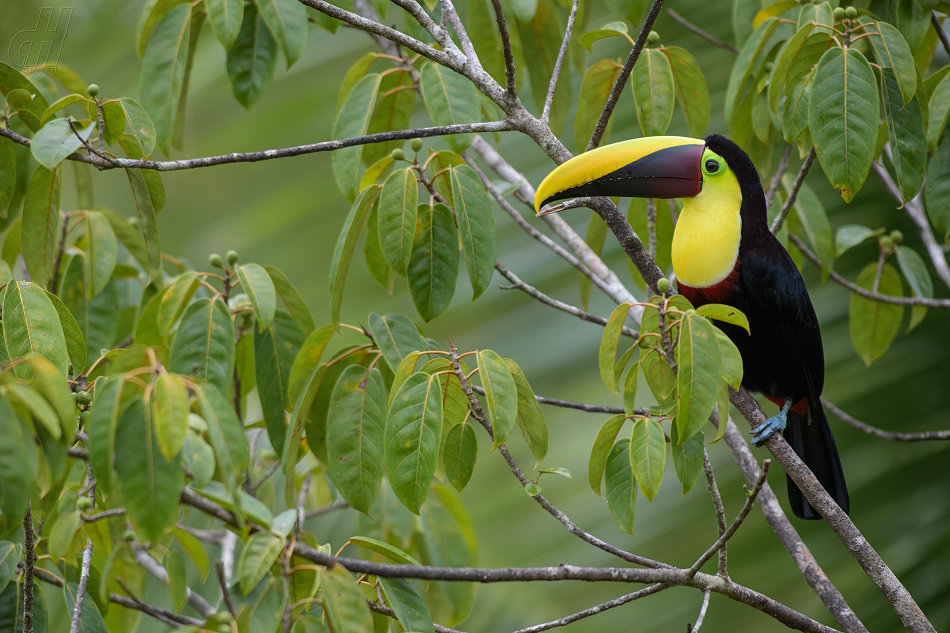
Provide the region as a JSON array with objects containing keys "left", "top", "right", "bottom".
[{"left": 750, "top": 399, "right": 791, "bottom": 446}]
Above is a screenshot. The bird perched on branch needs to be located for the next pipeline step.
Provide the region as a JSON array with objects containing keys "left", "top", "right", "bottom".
[{"left": 534, "top": 134, "right": 848, "bottom": 520}]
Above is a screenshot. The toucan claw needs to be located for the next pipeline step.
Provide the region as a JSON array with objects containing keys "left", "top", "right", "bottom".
[{"left": 750, "top": 399, "right": 791, "bottom": 446}]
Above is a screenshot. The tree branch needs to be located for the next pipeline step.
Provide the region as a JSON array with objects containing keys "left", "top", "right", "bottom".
[
  {"left": 692, "top": 590, "right": 713, "bottom": 632},
  {"left": 109, "top": 592, "right": 203, "bottom": 628},
  {"left": 770, "top": 148, "right": 816, "bottom": 234},
  {"left": 790, "top": 233, "right": 950, "bottom": 307},
  {"left": 131, "top": 543, "right": 217, "bottom": 618},
  {"left": 702, "top": 450, "right": 728, "bottom": 577},
  {"left": 932, "top": 11, "right": 950, "bottom": 59},
  {"left": 765, "top": 144, "right": 793, "bottom": 210},
  {"left": 728, "top": 387, "right": 935, "bottom": 633},
  {"left": 509, "top": 584, "right": 669, "bottom": 633},
  {"left": 665, "top": 8, "right": 739, "bottom": 53},
  {"left": 0, "top": 121, "right": 513, "bottom": 172},
  {"left": 494, "top": 261, "right": 638, "bottom": 337},
  {"left": 68, "top": 541, "right": 94, "bottom": 633},
  {"left": 471, "top": 383, "right": 627, "bottom": 414},
  {"left": 586, "top": 0, "right": 665, "bottom": 150},
  {"left": 369, "top": 601, "right": 465, "bottom": 633},
  {"left": 82, "top": 508, "right": 126, "bottom": 522},
  {"left": 488, "top": 0, "right": 517, "bottom": 100},
  {"left": 22, "top": 508, "right": 34, "bottom": 633},
  {"left": 822, "top": 398, "right": 950, "bottom": 441},
  {"left": 541, "top": 0, "right": 579, "bottom": 124}
]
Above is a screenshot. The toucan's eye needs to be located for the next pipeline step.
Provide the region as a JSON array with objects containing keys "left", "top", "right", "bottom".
[{"left": 704, "top": 159, "right": 720, "bottom": 174}]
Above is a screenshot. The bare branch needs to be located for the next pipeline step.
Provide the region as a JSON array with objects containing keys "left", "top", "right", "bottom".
[
  {"left": 702, "top": 451, "right": 728, "bottom": 577},
  {"left": 83, "top": 508, "right": 126, "bottom": 522},
  {"left": 541, "top": 0, "right": 579, "bottom": 124},
  {"left": 646, "top": 199, "right": 657, "bottom": 259},
  {"left": 441, "top": 0, "right": 479, "bottom": 61},
  {"left": 688, "top": 460, "right": 770, "bottom": 578},
  {"left": 494, "top": 261, "right": 638, "bottom": 337},
  {"left": 471, "top": 383, "right": 627, "bottom": 414},
  {"left": 109, "top": 592, "right": 203, "bottom": 628},
  {"left": 790, "top": 233, "right": 950, "bottom": 307},
  {"left": 770, "top": 148, "right": 816, "bottom": 234},
  {"left": 728, "top": 387, "right": 935, "bottom": 632},
  {"left": 932, "top": 11, "right": 950, "bottom": 58},
  {"left": 306, "top": 499, "right": 350, "bottom": 518},
  {"left": 509, "top": 584, "right": 669, "bottom": 633},
  {"left": 587, "top": 0, "right": 665, "bottom": 150},
  {"left": 666, "top": 8, "right": 739, "bottom": 53},
  {"left": 0, "top": 121, "right": 513, "bottom": 172},
  {"left": 822, "top": 398, "right": 950, "bottom": 441},
  {"left": 488, "top": 0, "right": 517, "bottom": 99},
  {"left": 216, "top": 560, "right": 237, "bottom": 617},
  {"left": 68, "top": 541, "right": 94, "bottom": 633},
  {"left": 765, "top": 145, "right": 793, "bottom": 210},
  {"left": 132, "top": 543, "right": 217, "bottom": 618},
  {"left": 246, "top": 460, "right": 281, "bottom": 495},
  {"left": 369, "top": 601, "right": 465, "bottom": 633},
  {"left": 692, "top": 590, "right": 713, "bottom": 632},
  {"left": 23, "top": 508, "right": 35, "bottom": 633},
  {"left": 871, "top": 161, "right": 950, "bottom": 289}
]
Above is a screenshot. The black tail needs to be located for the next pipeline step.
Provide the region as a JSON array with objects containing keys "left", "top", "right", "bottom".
[{"left": 782, "top": 401, "right": 849, "bottom": 520}]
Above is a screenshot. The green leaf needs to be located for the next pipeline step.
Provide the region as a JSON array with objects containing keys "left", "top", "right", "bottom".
[
  {"left": 181, "top": 428, "right": 215, "bottom": 488},
  {"left": 117, "top": 98, "right": 157, "bottom": 159},
  {"left": 86, "top": 375, "right": 124, "bottom": 494},
  {"left": 3, "top": 282, "right": 68, "bottom": 376},
  {"left": 157, "top": 272, "right": 202, "bottom": 339},
  {"left": 505, "top": 359, "right": 547, "bottom": 465},
  {"left": 881, "top": 68, "right": 927, "bottom": 203},
  {"left": 385, "top": 372, "right": 443, "bottom": 514},
  {"left": 712, "top": 328, "right": 743, "bottom": 392},
  {"left": 255, "top": 310, "right": 307, "bottom": 451},
  {"left": 64, "top": 581, "right": 108, "bottom": 633},
  {"left": 124, "top": 169, "right": 162, "bottom": 282},
  {"left": 117, "top": 137, "right": 165, "bottom": 216},
  {"left": 675, "top": 311, "right": 721, "bottom": 444},
  {"left": 304, "top": 348, "right": 374, "bottom": 463},
  {"left": 868, "top": 21, "right": 917, "bottom": 106},
  {"left": 363, "top": 70, "right": 416, "bottom": 166},
  {"left": 82, "top": 210, "right": 119, "bottom": 300},
  {"left": 237, "top": 263, "right": 277, "bottom": 330},
  {"left": 599, "top": 303, "right": 632, "bottom": 395},
  {"left": 0, "top": 543, "right": 22, "bottom": 595},
  {"left": 664, "top": 46, "right": 710, "bottom": 138},
  {"left": 169, "top": 297, "right": 235, "bottom": 395},
  {"left": 835, "top": 224, "right": 876, "bottom": 257},
  {"left": 604, "top": 438, "right": 635, "bottom": 534},
  {"left": 0, "top": 395, "right": 29, "bottom": 532},
  {"left": 226, "top": 3, "right": 278, "bottom": 108},
  {"left": 849, "top": 262, "right": 903, "bottom": 365},
  {"left": 695, "top": 304, "right": 750, "bottom": 334},
  {"left": 630, "top": 418, "right": 665, "bottom": 502},
  {"left": 287, "top": 324, "right": 334, "bottom": 404},
  {"left": 256, "top": 0, "right": 308, "bottom": 67},
  {"left": 5, "top": 384, "right": 58, "bottom": 441},
  {"left": 173, "top": 526, "right": 210, "bottom": 581},
  {"left": 337, "top": 53, "right": 379, "bottom": 113},
  {"left": 368, "top": 312, "right": 427, "bottom": 373},
  {"left": 631, "top": 48, "right": 675, "bottom": 137},
  {"left": 670, "top": 423, "right": 704, "bottom": 494},
  {"left": 419, "top": 62, "right": 481, "bottom": 153},
  {"left": 408, "top": 203, "right": 459, "bottom": 321},
  {"left": 94, "top": 99, "right": 126, "bottom": 146},
  {"left": 896, "top": 245, "right": 931, "bottom": 331},
  {"left": 574, "top": 59, "right": 622, "bottom": 151},
  {"left": 115, "top": 396, "right": 183, "bottom": 541},
  {"left": 769, "top": 24, "right": 816, "bottom": 116},
  {"left": 151, "top": 372, "right": 189, "bottom": 461},
  {"left": 753, "top": 0, "right": 799, "bottom": 28},
  {"left": 0, "top": 137, "right": 15, "bottom": 219},
  {"left": 364, "top": 198, "right": 396, "bottom": 293},
  {"left": 330, "top": 186, "right": 380, "bottom": 325},
  {"left": 197, "top": 385, "right": 251, "bottom": 522},
  {"left": 378, "top": 169, "right": 419, "bottom": 276},
  {"left": 140, "top": 4, "right": 191, "bottom": 155},
  {"left": 725, "top": 18, "right": 781, "bottom": 124},
  {"left": 319, "top": 565, "right": 374, "bottom": 633},
  {"left": 516, "top": 0, "right": 571, "bottom": 135},
  {"left": 30, "top": 119, "right": 94, "bottom": 170},
  {"left": 443, "top": 420, "right": 478, "bottom": 492},
  {"left": 239, "top": 531, "right": 283, "bottom": 595},
  {"left": 450, "top": 165, "right": 496, "bottom": 300},
  {"left": 809, "top": 48, "right": 880, "bottom": 202},
  {"left": 21, "top": 166, "right": 61, "bottom": 288},
  {"left": 784, "top": 176, "right": 835, "bottom": 275},
  {"left": 925, "top": 140, "right": 950, "bottom": 238},
  {"left": 332, "top": 74, "right": 381, "bottom": 201},
  {"left": 476, "top": 350, "right": 517, "bottom": 449},
  {"left": 417, "top": 486, "right": 476, "bottom": 622},
  {"left": 326, "top": 365, "right": 387, "bottom": 514},
  {"left": 0, "top": 62, "right": 51, "bottom": 132},
  {"left": 348, "top": 536, "right": 421, "bottom": 566},
  {"left": 379, "top": 577, "right": 435, "bottom": 633},
  {"left": 578, "top": 21, "right": 628, "bottom": 51},
  {"left": 207, "top": 0, "right": 244, "bottom": 48},
  {"left": 44, "top": 291, "right": 86, "bottom": 374},
  {"left": 264, "top": 265, "right": 316, "bottom": 333},
  {"left": 927, "top": 71, "right": 950, "bottom": 151}
]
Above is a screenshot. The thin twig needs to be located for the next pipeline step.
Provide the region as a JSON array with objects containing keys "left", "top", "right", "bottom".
[
  {"left": 509, "top": 584, "right": 669, "bottom": 633},
  {"left": 765, "top": 145, "right": 793, "bottom": 210},
  {"left": 471, "top": 383, "right": 627, "bottom": 414},
  {"left": 246, "top": 460, "right": 281, "bottom": 495},
  {"left": 646, "top": 199, "right": 657, "bottom": 259},
  {"left": 932, "top": 11, "right": 950, "bottom": 58},
  {"left": 369, "top": 601, "right": 464, "bottom": 633},
  {"left": 495, "top": 262, "right": 638, "bottom": 337},
  {"left": 68, "top": 541, "right": 93, "bottom": 633},
  {"left": 688, "top": 460, "right": 770, "bottom": 578},
  {"left": 541, "top": 0, "right": 579, "bottom": 124},
  {"left": 442, "top": 0, "right": 479, "bottom": 61},
  {"left": 702, "top": 451, "right": 728, "bottom": 577},
  {"left": 692, "top": 590, "right": 712, "bottom": 632},
  {"left": 790, "top": 233, "right": 950, "bottom": 307},
  {"left": 0, "top": 121, "right": 512, "bottom": 172},
  {"left": 489, "top": 0, "right": 517, "bottom": 100},
  {"left": 109, "top": 592, "right": 203, "bottom": 627},
  {"left": 666, "top": 8, "right": 739, "bottom": 53},
  {"left": 82, "top": 508, "right": 126, "bottom": 522},
  {"left": 23, "top": 507, "right": 34, "bottom": 633},
  {"left": 305, "top": 499, "right": 350, "bottom": 518},
  {"left": 587, "top": 0, "right": 665, "bottom": 150},
  {"left": 822, "top": 398, "right": 950, "bottom": 441},
  {"left": 770, "top": 148, "right": 815, "bottom": 234},
  {"left": 216, "top": 560, "right": 237, "bottom": 616}
]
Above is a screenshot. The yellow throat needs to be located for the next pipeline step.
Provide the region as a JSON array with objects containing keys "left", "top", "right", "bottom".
[{"left": 671, "top": 167, "right": 743, "bottom": 288}]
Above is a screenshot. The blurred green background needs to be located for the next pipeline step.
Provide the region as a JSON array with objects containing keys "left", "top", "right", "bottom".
[{"left": 2, "top": 0, "right": 949, "bottom": 630}]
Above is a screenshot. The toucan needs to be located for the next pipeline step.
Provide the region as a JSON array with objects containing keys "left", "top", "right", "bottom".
[{"left": 534, "top": 134, "right": 848, "bottom": 520}]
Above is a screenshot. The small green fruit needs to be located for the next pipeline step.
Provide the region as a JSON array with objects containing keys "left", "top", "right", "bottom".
[
  {"left": 391, "top": 148, "right": 406, "bottom": 161},
  {"left": 226, "top": 250, "right": 239, "bottom": 266},
  {"left": 845, "top": 6, "right": 857, "bottom": 18},
  {"left": 833, "top": 7, "right": 846, "bottom": 19},
  {"left": 76, "top": 391, "right": 92, "bottom": 406},
  {"left": 87, "top": 84, "right": 99, "bottom": 98},
  {"left": 880, "top": 235, "right": 894, "bottom": 250},
  {"left": 77, "top": 497, "right": 93, "bottom": 511},
  {"left": 639, "top": 337, "right": 651, "bottom": 349},
  {"left": 123, "top": 530, "right": 136, "bottom": 542},
  {"left": 210, "top": 253, "right": 224, "bottom": 268},
  {"left": 79, "top": 410, "right": 89, "bottom": 423},
  {"left": 218, "top": 625, "right": 231, "bottom": 633},
  {"left": 410, "top": 138, "right": 424, "bottom": 153},
  {"left": 656, "top": 277, "right": 670, "bottom": 294},
  {"left": 890, "top": 230, "right": 904, "bottom": 244},
  {"left": 647, "top": 30, "right": 660, "bottom": 45}
]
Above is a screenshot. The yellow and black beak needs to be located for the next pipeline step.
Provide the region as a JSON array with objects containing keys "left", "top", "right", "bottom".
[{"left": 534, "top": 136, "right": 706, "bottom": 214}]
